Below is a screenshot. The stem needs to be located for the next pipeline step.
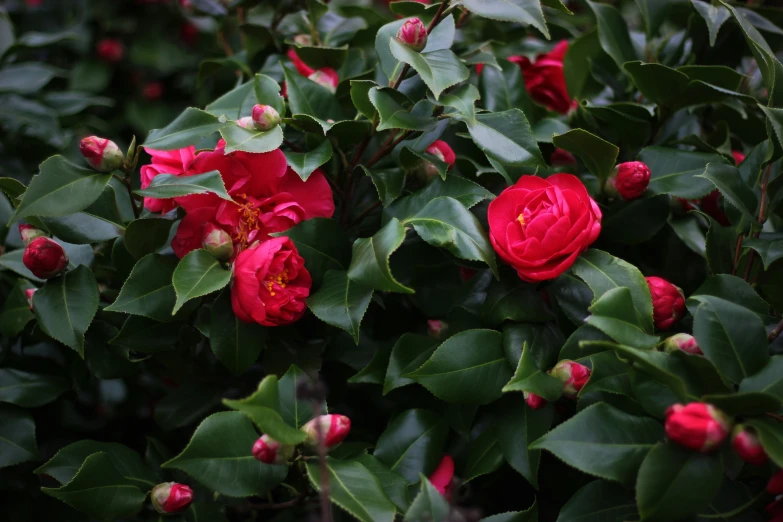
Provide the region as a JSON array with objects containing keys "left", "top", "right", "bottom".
[
  {"left": 365, "top": 131, "right": 409, "bottom": 168},
  {"left": 743, "top": 249, "right": 755, "bottom": 282},
  {"left": 758, "top": 164, "right": 773, "bottom": 225},
  {"left": 217, "top": 30, "right": 233, "bottom": 57},
  {"left": 769, "top": 318, "right": 783, "bottom": 342},
  {"left": 731, "top": 235, "right": 743, "bottom": 276},
  {"left": 350, "top": 201, "right": 382, "bottom": 227}
]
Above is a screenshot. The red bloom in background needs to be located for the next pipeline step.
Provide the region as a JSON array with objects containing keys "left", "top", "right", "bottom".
[
  {"left": 429, "top": 455, "right": 455, "bottom": 499},
  {"left": 96, "top": 39, "right": 125, "bottom": 63},
  {"left": 732, "top": 150, "right": 745, "bottom": 165},
  {"left": 141, "top": 146, "right": 196, "bottom": 213},
  {"left": 287, "top": 49, "right": 315, "bottom": 77},
  {"left": 426, "top": 140, "right": 456, "bottom": 169},
  {"left": 143, "top": 82, "right": 164, "bottom": 101},
  {"left": 509, "top": 41, "right": 573, "bottom": 114}
]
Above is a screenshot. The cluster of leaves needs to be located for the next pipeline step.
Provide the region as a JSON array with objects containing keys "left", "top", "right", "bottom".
[{"left": 2, "top": 0, "right": 783, "bottom": 521}]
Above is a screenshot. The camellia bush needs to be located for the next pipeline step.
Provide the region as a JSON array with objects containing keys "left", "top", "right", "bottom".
[{"left": 5, "top": 0, "right": 783, "bottom": 520}]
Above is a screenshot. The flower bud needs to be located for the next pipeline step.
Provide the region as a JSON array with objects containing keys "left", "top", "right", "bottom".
[
  {"left": 308, "top": 68, "right": 339, "bottom": 94},
  {"left": 251, "top": 104, "right": 282, "bottom": 131},
  {"left": 550, "top": 148, "right": 576, "bottom": 166},
  {"left": 425, "top": 140, "right": 456, "bottom": 168},
  {"left": 96, "top": 38, "right": 125, "bottom": 63},
  {"left": 237, "top": 116, "right": 254, "bottom": 129},
  {"left": 302, "top": 414, "right": 351, "bottom": 449},
  {"left": 608, "top": 161, "right": 651, "bottom": 201},
  {"left": 550, "top": 360, "right": 591, "bottom": 397},
  {"left": 732, "top": 150, "right": 745, "bottom": 165},
  {"left": 25, "top": 288, "right": 36, "bottom": 310},
  {"left": 662, "top": 333, "right": 702, "bottom": 355},
  {"left": 202, "top": 223, "right": 233, "bottom": 262},
  {"left": 768, "top": 470, "right": 783, "bottom": 495},
  {"left": 524, "top": 391, "right": 547, "bottom": 410},
  {"left": 665, "top": 402, "right": 731, "bottom": 453},
  {"left": 646, "top": 276, "right": 686, "bottom": 330},
  {"left": 23, "top": 237, "right": 68, "bottom": 279},
  {"left": 428, "top": 455, "right": 455, "bottom": 499},
  {"left": 151, "top": 482, "right": 193, "bottom": 514},
  {"left": 79, "top": 136, "right": 125, "bottom": 172},
  {"left": 293, "top": 34, "right": 313, "bottom": 46},
  {"left": 396, "top": 18, "right": 428, "bottom": 52},
  {"left": 252, "top": 434, "right": 295, "bottom": 465},
  {"left": 18, "top": 224, "right": 46, "bottom": 246},
  {"left": 427, "top": 319, "right": 447, "bottom": 339},
  {"left": 732, "top": 425, "right": 768, "bottom": 465},
  {"left": 143, "top": 82, "right": 164, "bottom": 101}
]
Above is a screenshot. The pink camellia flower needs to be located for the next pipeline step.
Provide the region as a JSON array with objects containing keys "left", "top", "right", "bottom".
[
  {"left": 302, "top": 414, "right": 351, "bottom": 449},
  {"left": 252, "top": 434, "right": 295, "bottom": 465},
  {"left": 646, "top": 276, "right": 686, "bottom": 330},
  {"left": 202, "top": 223, "right": 233, "bottom": 262},
  {"left": 251, "top": 104, "right": 282, "bottom": 131},
  {"left": 24, "top": 288, "right": 36, "bottom": 310},
  {"left": 140, "top": 146, "right": 196, "bottom": 213},
  {"left": 80, "top": 136, "right": 124, "bottom": 172},
  {"left": 550, "top": 360, "right": 591, "bottom": 397},
  {"left": 396, "top": 18, "right": 428, "bottom": 51},
  {"left": 308, "top": 68, "right": 339, "bottom": 94},
  {"left": 231, "top": 237, "right": 311, "bottom": 326},
  {"left": 96, "top": 38, "right": 125, "bottom": 63},
  {"left": 732, "top": 425, "right": 768, "bottom": 465},
  {"left": 23, "top": 237, "right": 68, "bottom": 279},
  {"left": 509, "top": 41, "right": 574, "bottom": 114},
  {"left": 142, "top": 82, "right": 164, "bottom": 101},
  {"left": 426, "top": 140, "right": 456, "bottom": 169},
  {"left": 19, "top": 224, "right": 45, "bottom": 245},
  {"left": 663, "top": 333, "right": 702, "bottom": 355},
  {"left": 609, "top": 161, "right": 651, "bottom": 201},
  {"left": 550, "top": 148, "right": 576, "bottom": 166},
  {"left": 429, "top": 455, "right": 455, "bottom": 499},
  {"left": 524, "top": 391, "right": 547, "bottom": 410},
  {"left": 287, "top": 48, "right": 315, "bottom": 77},
  {"left": 732, "top": 150, "right": 746, "bottom": 165},
  {"left": 151, "top": 482, "right": 193, "bottom": 514},
  {"left": 665, "top": 403, "right": 731, "bottom": 453},
  {"left": 487, "top": 174, "right": 602, "bottom": 282}
]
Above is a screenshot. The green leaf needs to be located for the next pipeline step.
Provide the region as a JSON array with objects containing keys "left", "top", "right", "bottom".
[
  {"left": 587, "top": 0, "right": 638, "bottom": 69},
  {"left": 172, "top": 249, "right": 231, "bottom": 314},
  {"left": 389, "top": 39, "right": 469, "bottom": 101},
  {"left": 219, "top": 123, "right": 284, "bottom": 154},
  {"left": 306, "top": 458, "right": 396, "bottom": 522},
  {"left": 351, "top": 454, "right": 410, "bottom": 512},
  {"left": 283, "top": 64, "right": 343, "bottom": 131},
  {"left": 0, "top": 404, "right": 38, "bottom": 468},
  {"left": 690, "top": 274, "right": 770, "bottom": 318},
  {"left": 552, "top": 129, "right": 619, "bottom": 183},
  {"left": 624, "top": 61, "right": 689, "bottom": 105},
  {"left": 42, "top": 452, "right": 145, "bottom": 521},
  {"left": 530, "top": 403, "right": 664, "bottom": 483},
  {"left": 205, "top": 79, "right": 256, "bottom": 120},
  {"left": 601, "top": 195, "right": 670, "bottom": 245},
  {"left": 502, "top": 342, "right": 563, "bottom": 401},
  {"left": 461, "top": 0, "right": 549, "bottom": 38},
  {"left": 277, "top": 218, "right": 351, "bottom": 287},
  {"left": 369, "top": 87, "right": 438, "bottom": 132},
  {"left": 745, "top": 418, "right": 783, "bottom": 468},
  {"left": 596, "top": 342, "right": 690, "bottom": 402},
  {"left": 144, "top": 108, "right": 226, "bottom": 150},
  {"left": 698, "top": 163, "right": 758, "bottom": 223},
  {"left": 386, "top": 176, "right": 494, "bottom": 221},
  {"left": 408, "top": 329, "right": 511, "bottom": 405},
  {"left": 740, "top": 356, "right": 783, "bottom": 399},
  {"left": 691, "top": 0, "right": 730, "bottom": 47},
  {"left": 39, "top": 211, "right": 122, "bottom": 245},
  {"left": 480, "top": 59, "right": 534, "bottom": 114},
  {"left": 563, "top": 30, "right": 604, "bottom": 100},
  {"left": 556, "top": 480, "right": 638, "bottom": 522},
  {"left": 374, "top": 409, "right": 448, "bottom": 484},
  {"left": 135, "top": 170, "right": 231, "bottom": 201},
  {"left": 701, "top": 391, "right": 780, "bottom": 416},
  {"left": 405, "top": 476, "right": 450, "bottom": 522},
  {"left": 0, "top": 368, "right": 69, "bottom": 408},
  {"left": 586, "top": 287, "right": 659, "bottom": 349},
  {"left": 744, "top": 238, "right": 783, "bottom": 270},
  {"left": 348, "top": 218, "right": 413, "bottom": 294},
  {"left": 384, "top": 333, "right": 439, "bottom": 394},
  {"left": 308, "top": 270, "right": 373, "bottom": 343},
  {"left": 495, "top": 396, "right": 553, "bottom": 488},
  {"left": 464, "top": 427, "right": 505, "bottom": 482},
  {"left": 466, "top": 109, "right": 545, "bottom": 168},
  {"left": 123, "top": 218, "right": 174, "bottom": 259},
  {"left": 350, "top": 80, "right": 378, "bottom": 120},
  {"left": 0, "top": 248, "right": 42, "bottom": 282},
  {"left": 400, "top": 146, "right": 450, "bottom": 181},
  {"left": 401, "top": 196, "right": 498, "bottom": 277},
  {"left": 155, "top": 384, "right": 222, "bottom": 432},
  {"left": 581, "top": 351, "right": 633, "bottom": 397},
  {"left": 571, "top": 249, "right": 654, "bottom": 334},
  {"left": 365, "top": 166, "right": 406, "bottom": 208},
  {"left": 481, "top": 273, "right": 553, "bottom": 325},
  {"left": 209, "top": 288, "right": 265, "bottom": 374},
  {"left": 278, "top": 364, "right": 319, "bottom": 429},
  {"left": 111, "top": 315, "right": 181, "bottom": 352},
  {"left": 10, "top": 155, "right": 111, "bottom": 223},
  {"left": 284, "top": 140, "right": 333, "bottom": 182},
  {"left": 638, "top": 146, "right": 727, "bottom": 199},
  {"left": 104, "top": 254, "right": 178, "bottom": 322},
  {"left": 32, "top": 266, "right": 98, "bottom": 356},
  {"left": 222, "top": 375, "right": 306, "bottom": 445},
  {"left": 163, "top": 412, "right": 288, "bottom": 497},
  {"left": 0, "top": 278, "right": 35, "bottom": 337},
  {"left": 0, "top": 63, "right": 60, "bottom": 94}
]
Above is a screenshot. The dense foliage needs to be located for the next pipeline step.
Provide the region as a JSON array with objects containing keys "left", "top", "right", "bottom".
[{"left": 3, "top": 0, "right": 783, "bottom": 521}]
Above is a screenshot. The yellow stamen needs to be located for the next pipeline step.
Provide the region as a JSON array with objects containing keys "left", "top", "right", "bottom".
[{"left": 517, "top": 213, "right": 525, "bottom": 226}]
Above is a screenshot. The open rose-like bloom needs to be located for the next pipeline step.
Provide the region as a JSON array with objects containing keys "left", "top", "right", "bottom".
[
  {"left": 141, "top": 146, "right": 196, "bottom": 213},
  {"left": 488, "top": 174, "right": 602, "bottom": 282},
  {"left": 231, "top": 237, "right": 311, "bottom": 326},
  {"left": 509, "top": 40, "right": 574, "bottom": 114}
]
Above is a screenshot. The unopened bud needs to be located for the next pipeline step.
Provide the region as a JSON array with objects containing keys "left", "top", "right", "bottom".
[
  {"left": 237, "top": 116, "right": 254, "bottom": 129},
  {"left": 293, "top": 34, "right": 313, "bottom": 46},
  {"left": 25, "top": 288, "right": 36, "bottom": 310},
  {"left": 550, "top": 360, "right": 591, "bottom": 397},
  {"left": 202, "top": 223, "right": 233, "bottom": 262},
  {"left": 18, "top": 224, "right": 46, "bottom": 246},
  {"left": 425, "top": 140, "right": 456, "bottom": 168},
  {"left": 646, "top": 276, "right": 686, "bottom": 331},
  {"left": 524, "top": 391, "right": 547, "bottom": 410},
  {"left": 252, "top": 435, "right": 295, "bottom": 465},
  {"left": 251, "top": 104, "right": 281, "bottom": 131},
  {"left": 428, "top": 455, "right": 455, "bottom": 499},
  {"left": 96, "top": 38, "right": 124, "bottom": 63},
  {"left": 663, "top": 333, "right": 702, "bottom": 355},
  {"left": 79, "top": 136, "right": 124, "bottom": 172},
  {"left": 768, "top": 470, "right": 783, "bottom": 495},
  {"left": 143, "top": 81, "right": 164, "bottom": 101},
  {"left": 22, "top": 237, "right": 68, "bottom": 279},
  {"left": 150, "top": 482, "right": 193, "bottom": 514},
  {"left": 308, "top": 68, "right": 339, "bottom": 94},
  {"left": 427, "top": 319, "right": 447, "bottom": 339},
  {"left": 665, "top": 402, "right": 731, "bottom": 453},
  {"left": 396, "top": 18, "right": 428, "bottom": 52},
  {"left": 732, "top": 425, "right": 768, "bottom": 465},
  {"left": 608, "top": 161, "right": 651, "bottom": 201},
  {"left": 302, "top": 414, "right": 351, "bottom": 449}
]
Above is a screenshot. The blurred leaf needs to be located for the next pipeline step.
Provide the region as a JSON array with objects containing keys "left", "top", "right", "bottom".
[
  {"left": 601, "top": 195, "right": 670, "bottom": 245},
  {"left": 691, "top": 0, "right": 730, "bottom": 47},
  {"left": 587, "top": 0, "right": 639, "bottom": 69},
  {"left": 556, "top": 480, "right": 637, "bottom": 521},
  {"left": 0, "top": 404, "right": 38, "bottom": 468},
  {"left": 374, "top": 409, "right": 448, "bottom": 484},
  {"left": 0, "top": 63, "right": 60, "bottom": 94},
  {"left": 0, "top": 278, "right": 35, "bottom": 337},
  {"left": 155, "top": 384, "right": 222, "bottom": 432},
  {"left": 0, "top": 368, "right": 68, "bottom": 408},
  {"left": 278, "top": 364, "right": 319, "bottom": 429}
]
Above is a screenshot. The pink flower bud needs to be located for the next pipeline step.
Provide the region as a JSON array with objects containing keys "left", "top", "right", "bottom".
[
  {"left": 143, "top": 82, "right": 164, "bottom": 101},
  {"left": 732, "top": 425, "right": 768, "bottom": 465},
  {"left": 22, "top": 237, "right": 68, "bottom": 279},
  {"left": 646, "top": 276, "right": 686, "bottom": 330},
  {"left": 609, "top": 161, "right": 651, "bottom": 201},
  {"left": 308, "top": 68, "right": 339, "bottom": 94},
  {"left": 768, "top": 470, "right": 783, "bottom": 495},
  {"left": 550, "top": 360, "right": 591, "bottom": 397},
  {"left": 428, "top": 455, "right": 455, "bottom": 499},
  {"left": 201, "top": 223, "right": 233, "bottom": 262},
  {"left": 96, "top": 38, "right": 125, "bottom": 63},
  {"left": 25, "top": 288, "right": 36, "bottom": 310},
  {"left": 302, "top": 414, "right": 351, "bottom": 449},
  {"left": 79, "top": 136, "right": 125, "bottom": 172},
  {"left": 293, "top": 34, "right": 313, "bottom": 46},
  {"left": 396, "top": 18, "right": 428, "bottom": 52},
  {"left": 151, "top": 482, "right": 193, "bottom": 514},
  {"left": 665, "top": 403, "right": 731, "bottom": 453},
  {"left": 237, "top": 116, "right": 254, "bottom": 129},
  {"left": 732, "top": 150, "right": 745, "bottom": 165},
  {"left": 427, "top": 319, "right": 447, "bottom": 339},
  {"left": 550, "top": 148, "right": 576, "bottom": 166},
  {"left": 425, "top": 140, "right": 456, "bottom": 168},
  {"left": 663, "top": 333, "right": 702, "bottom": 355},
  {"left": 252, "top": 434, "right": 294, "bottom": 465},
  {"left": 251, "top": 104, "right": 282, "bottom": 131},
  {"left": 524, "top": 391, "right": 547, "bottom": 410},
  {"left": 18, "top": 224, "right": 46, "bottom": 246}
]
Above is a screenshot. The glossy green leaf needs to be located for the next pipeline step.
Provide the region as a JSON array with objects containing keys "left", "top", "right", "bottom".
[
  {"left": 587, "top": 0, "right": 638, "bottom": 69},
  {"left": 690, "top": 274, "right": 770, "bottom": 318},
  {"left": 463, "top": 0, "right": 548, "bottom": 36},
  {"left": 502, "top": 342, "right": 563, "bottom": 401},
  {"left": 283, "top": 140, "right": 333, "bottom": 182},
  {"left": 740, "top": 356, "right": 783, "bottom": 399},
  {"left": 172, "top": 249, "right": 230, "bottom": 314},
  {"left": 586, "top": 287, "right": 659, "bottom": 349},
  {"left": 601, "top": 195, "right": 670, "bottom": 245},
  {"left": 135, "top": 170, "right": 231, "bottom": 201},
  {"left": 389, "top": 39, "right": 469, "bottom": 101},
  {"left": 123, "top": 218, "right": 174, "bottom": 259},
  {"left": 638, "top": 147, "right": 726, "bottom": 199},
  {"left": 351, "top": 80, "right": 378, "bottom": 120},
  {"left": 155, "top": 384, "right": 223, "bottom": 432},
  {"left": 277, "top": 218, "right": 351, "bottom": 287},
  {"left": 369, "top": 87, "right": 438, "bottom": 132},
  {"left": 0, "top": 404, "right": 38, "bottom": 468},
  {"left": 481, "top": 273, "right": 553, "bottom": 325},
  {"left": 374, "top": 409, "right": 448, "bottom": 484},
  {"left": 555, "top": 480, "right": 638, "bottom": 522},
  {"left": 698, "top": 163, "right": 758, "bottom": 222},
  {"left": 0, "top": 278, "right": 35, "bottom": 337},
  {"left": 744, "top": 238, "right": 783, "bottom": 270},
  {"left": 701, "top": 391, "right": 780, "bottom": 416},
  {"left": 552, "top": 129, "right": 619, "bottom": 183},
  {"left": 581, "top": 351, "right": 632, "bottom": 397},
  {"left": 386, "top": 176, "right": 493, "bottom": 221},
  {"left": 365, "top": 166, "right": 406, "bottom": 208},
  {"left": 144, "top": 108, "right": 226, "bottom": 149},
  {"left": 624, "top": 61, "right": 689, "bottom": 105},
  {"left": 219, "top": 122, "right": 284, "bottom": 154},
  {"left": 0, "top": 368, "right": 69, "bottom": 408},
  {"left": 278, "top": 364, "right": 319, "bottom": 429},
  {"left": 0, "top": 63, "right": 60, "bottom": 94},
  {"left": 348, "top": 218, "right": 413, "bottom": 294},
  {"left": 205, "top": 79, "right": 256, "bottom": 120},
  {"left": 467, "top": 109, "right": 545, "bottom": 168},
  {"left": 283, "top": 65, "right": 343, "bottom": 131},
  {"left": 495, "top": 396, "right": 553, "bottom": 488},
  {"left": 352, "top": 454, "right": 410, "bottom": 512},
  {"left": 210, "top": 287, "right": 265, "bottom": 373},
  {"left": 691, "top": 0, "right": 730, "bottom": 46},
  {"left": 480, "top": 58, "right": 534, "bottom": 114},
  {"left": 405, "top": 476, "right": 449, "bottom": 522},
  {"left": 746, "top": 418, "right": 783, "bottom": 468},
  {"left": 384, "top": 333, "right": 439, "bottom": 394},
  {"left": 308, "top": 270, "right": 373, "bottom": 343},
  {"left": 104, "top": 254, "right": 178, "bottom": 322}
]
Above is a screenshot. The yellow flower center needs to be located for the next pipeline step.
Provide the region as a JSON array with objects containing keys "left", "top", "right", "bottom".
[
  {"left": 234, "top": 194, "right": 260, "bottom": 250},
  {"left": 264, "top": 269, "right": 289, "bottom": 297},
  {"left": 517, "top": 213, "right": 526, "bottom": 227}
]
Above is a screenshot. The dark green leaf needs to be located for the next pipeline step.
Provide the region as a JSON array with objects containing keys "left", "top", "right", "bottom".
[
  {"left": 144, "top": 108, "right": 226, "bottom": 150},
  {"left": 0, "top": 278, "right": 35, "bottom": 337},
  {"left": 365, "top": 166, "right": 406, "bottom": 208},
  {"left": 467, "top": 110, "right": 545, "bottom": 168},
  {"left": 155, "top": 384, "right": 222, "bottom": 432},
  {"left": 352, "top": 454, "right": 410, "bottom": 512},
  {"left": 389, "top": 39, "right": 470, "bottom": 101},
  {"left": 0, "top": 368, "right": 68, "bottom": 408},
  {"left": 638, "top": 147, "right": 726, "bottom": 199},
  {"left": 503, "top": 342, "right": 563, "bottom": 401},
  {"left": 691, "top": 0, "right": 730, "bottom": 47},
  {"left": 404, "top": 477, "right": 450, "bottom": 522},
  {"left": 495, "top": 396, "right": 553, "bottom": 488},
  {"left": 369, "top": 87, "right": 438, "bottom": 132},
  {"left": 0, "top": 63, "right": 60, "bottom": 94},
  {"left": 277, "top": 218, "right": 351, "bottom": 286},
  {"left": 0, "top": 404, "right": 38, "bottom": 468},
  {"left": 374, "top": 409, "right": 448, "bottom": 484},
  {"left": 104, "top": 254, "right": 178, "bottom": 322},
  {"left": 219, "top": 123, "right": 284, "bottom": 154},
  {"left": 555, "top": 480, "right": 638, "bottom": 522},
  {"left": 348, "top": 218, "right": 413, "bottom": 293},
  {"left": 283, "top": 140, "right": 333, "bottom": 182},
  {"left": 123, "top": 218, "right": 174, "bottom": 259},
  {"left": 740, "top": 356, "right": 783, "bottom": 399},
  {"left": 278, "top": 364, "right": 319, "bottom": 429},
  {"left": 698, "top": 163, "right": 758, "bottom": 222},
  {"left": 172, "top": 249, "right": 230, "bottom": 314},
  {"left": 601, "top": 195, "right": 670, "bottom": 245},
  {"left": 552, "top": 129, "right": 619, "bottom": 183},
  {"left": 461, "top": 0, "right": 549, "bottom": 38},
  {"left": 384, "top": 333, "right": 439, "bottom": 395},
  {"left": 587, "top": 0, "right": 639, "bottom": 69},
  {"left": 586, "top": 287, "right": 659, "bottom": 349},
  {"left": 744, "top": 238, "right": 783, "bottom": 270},
  {"left": 308, "top": 270, "right": 373, "bottom": 343},
  {"left": 135, "top": 170, "right": 231, "bottom": 201}
]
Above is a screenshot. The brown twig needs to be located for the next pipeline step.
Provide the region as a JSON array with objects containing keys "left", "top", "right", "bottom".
[
  {"left": 769, "top": 318, "right": 783, "bottom": 342},
  {"left": 759, "top": 164, "right": 773, "bottom": 224},
  {"left": 350, "top": 201, "right": 383, "bottom": 227},
  {"left": 365, "top": 131, "right": 409, "bottom": 168},
  {"left": 766, "top": 412, "right": 783, "bottom": 422},
  {"left": 731, "top": 235, "right": 743, "bottom": 276},
  {"left": 217, "top": 30, "right": 233, "bottom": 57}
]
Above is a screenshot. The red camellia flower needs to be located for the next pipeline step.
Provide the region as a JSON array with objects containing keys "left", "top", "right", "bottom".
[
  {"left": 700, "top": 189, "right": 730, "bottom": 226},
  {"left": 610, "top": 161, "right": 651, "bottom": 201},
  {"left": 645, "top": 276, "right": 686, "bottom": 330},
  {"left": 252, "top": 434, "right": 294, "bottom": 465},
  {"left": 151, "top": 482, "right": 193, "bottom": 514},
  {"left": 23, "top": 237, "right": 68, "bottom": 279},
  {"left": 524, "top": 391, "right": 547, "bottom": 410},
  {"left": 302, "top": 414, "right": 351, "bottom": 449},
  {"left": 665, "top": 403, "right": 731, "bottom": 452},
  {"left": 488, "top": 174, "right": 601, "bottom": 282},
  {"left": 550, "top": 360, "right": 591, "bottom": 397},
  {"left": 231, "top": 237, "right": 311, "bottom": 326},
  {"left": 732, "top": 425, "right": 768, "bottom": 465},
  {"left": 426, "top": 140, "right": 456, "bottom": 169},
  {"left": 140, "top": 146, "right": 196, "bottom": 213},
  {"left": 509, "top": 41, "right": 573, "bottom": 114},
  {"left": 96, "top": 38, "right": 125, "bottom": 63},
  {"left": 429, "top": 455, "right": 455, "bottom": 499}
]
